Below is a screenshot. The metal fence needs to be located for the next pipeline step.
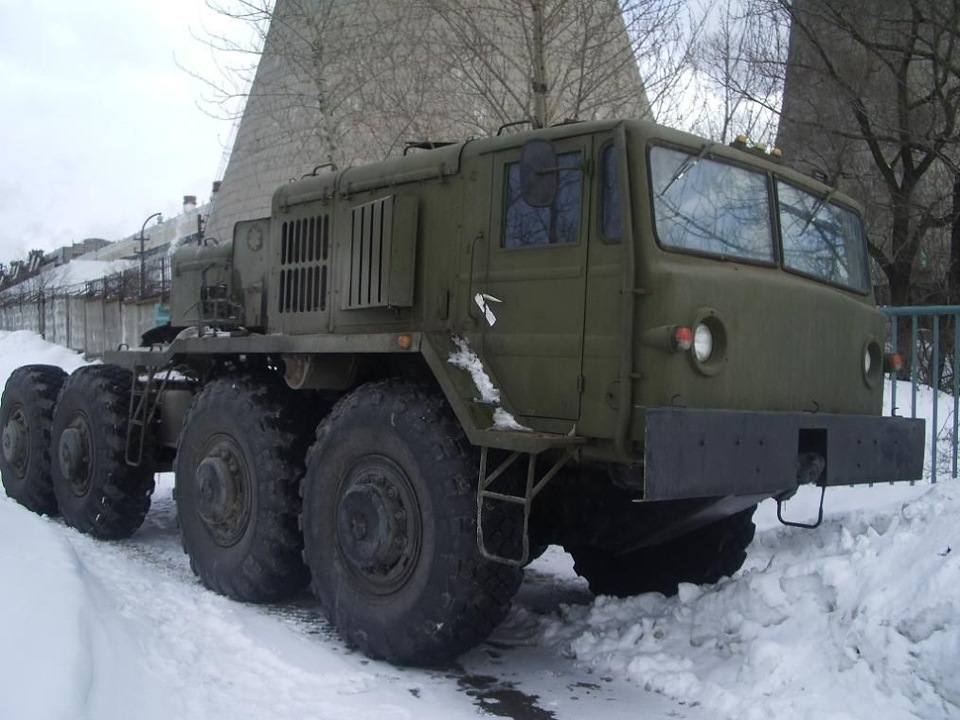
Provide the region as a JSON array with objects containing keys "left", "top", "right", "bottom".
[{"left": 881, "top": 305, "right": 960, "bottom": 482}]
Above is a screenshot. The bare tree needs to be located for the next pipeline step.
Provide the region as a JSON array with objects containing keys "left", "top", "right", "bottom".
[
  {"left": 750, "top": 0, "right": 960, "bottom": 307},
  {"left": 414, "top": 0, "right": 667, "bottom": 131},
  {"left": 196, "top": 0, "right": 665, "bottom": 159},
  {"left": 691, "top": 0, "right": 786, "bottom": 144}
]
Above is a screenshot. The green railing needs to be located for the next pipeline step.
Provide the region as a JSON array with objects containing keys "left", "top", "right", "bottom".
[{"left": 881, "top": 305, "right": 960, "bottom": 482}]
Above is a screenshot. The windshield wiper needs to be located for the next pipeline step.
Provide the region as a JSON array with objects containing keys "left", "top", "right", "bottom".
[
  {"left": 800, "top": 187, "right": 838, "bottom": 235},
  {"left": 658, "top": 143, "right": 714, "bottom": 197}
]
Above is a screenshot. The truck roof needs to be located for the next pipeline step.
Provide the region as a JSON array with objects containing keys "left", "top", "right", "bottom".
[{"left": 272, "top": 118, "right": 861, "bottom": 216}]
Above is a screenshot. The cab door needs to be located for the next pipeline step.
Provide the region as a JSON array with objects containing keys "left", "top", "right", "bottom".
[{"left": 479, "top": 136, "right": 592, "bottom": 421}]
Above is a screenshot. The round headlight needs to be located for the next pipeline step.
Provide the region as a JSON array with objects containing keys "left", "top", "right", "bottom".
[
  {"left": 862, "top": 339, "right": 883, "bottom": 387},
  {"left": 694, "top": 323, "right": 714, "bottom": 362},
  {"left": 688, "top": 309, "right": 727, "bottom": 376}
]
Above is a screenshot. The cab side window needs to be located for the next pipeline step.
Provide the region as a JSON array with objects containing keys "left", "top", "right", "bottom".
[
  {"left": 601, "top": 144, "right": 621, "bottom": 242},
  {"left": 503, "top": 151, "right": 583, "bottom": 248}
]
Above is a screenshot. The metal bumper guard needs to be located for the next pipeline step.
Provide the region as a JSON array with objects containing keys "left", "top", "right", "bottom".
[{"left": 643, "top": 408, "right": 925, "bottom": 501}]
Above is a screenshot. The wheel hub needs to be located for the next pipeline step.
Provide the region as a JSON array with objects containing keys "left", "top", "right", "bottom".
[
  {"left": 59, "top": 420, "right": 92, "bottom": 494},
  {"left": 195, "top": 442, "right": 249, "bottom": 547},
  {"left": 197, "top": 457, "right": 237, "bottom": 524},
  {"left": 338, "top": 481, "right": 406, "bottom": 571},
  {"left": 336, "top": 457, "right": 420, "bottom": 594},
  {"left": 2, "top": 407, "right": 28, "bottom": 473}
]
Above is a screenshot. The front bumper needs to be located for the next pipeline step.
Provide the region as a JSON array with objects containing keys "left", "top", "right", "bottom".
[{"left": 643, "top": 407, "right": 925, "bottom": 501}]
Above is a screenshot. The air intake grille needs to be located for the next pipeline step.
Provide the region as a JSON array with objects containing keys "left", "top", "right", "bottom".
[{"left": 278, "top": 216, "right": 329, "bottom": 314}]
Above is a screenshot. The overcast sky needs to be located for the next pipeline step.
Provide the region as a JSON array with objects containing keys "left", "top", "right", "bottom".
[{"left": 0, "top": 0, "right": 254, "bottom": 264}]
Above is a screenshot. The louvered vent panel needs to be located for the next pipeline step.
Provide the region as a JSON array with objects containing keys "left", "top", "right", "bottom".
[
  {"left": 278, "top": 215, "right": 330, "bottom": 314},
  {"left": 344, "top": 196, "right": 394, "bottom": 309}
]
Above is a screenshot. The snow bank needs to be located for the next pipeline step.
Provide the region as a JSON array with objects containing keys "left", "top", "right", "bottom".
[
  {"left": 0, "top": 330, "right": 89, "bottom": 384},
  {"left": 535, "top": 484, "right": 960, "bottom": 720},
  {"left": 0, "top": 499, "right": 170, "bottom": 720},
  {"left": 0, "top": 334, "right": 164, "bottom": 719}
]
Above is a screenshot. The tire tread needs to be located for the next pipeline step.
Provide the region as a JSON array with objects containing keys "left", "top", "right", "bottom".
[
  {"left": 571, "top": 508, "right": 757, "bottom": 597},
  {"left": 0, "top": 364, "right": 67, "bottom": 514},
  {"left": 175, "top": 374, "right": 311, "bottom": 603},
  {"left": 303, "top": 379, "right": 522, "bottom": 665},
  {"left": 52, "top": 365, "right": 154, "bottom": 539}
]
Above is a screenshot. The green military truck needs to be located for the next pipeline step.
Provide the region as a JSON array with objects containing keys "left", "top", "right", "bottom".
[{"left": 0, "top": 118, "right": 925, "bottom": 666}]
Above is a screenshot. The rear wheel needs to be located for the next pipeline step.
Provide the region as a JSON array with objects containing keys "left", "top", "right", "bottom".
[
  {"left": 302, "top": 379, "right": 523, "bottom": 666},
  {"left": 0, "top": 365, "right": 67, "bottom": 514},
  {"left": 175, "top": 375, "right": 311, "bottom": 602},
  {"left": 569, "top": 507, "right": 756, "bottom": 597},
  {"left": 51, "top": 365, "right": 155, "bottom": 539}
]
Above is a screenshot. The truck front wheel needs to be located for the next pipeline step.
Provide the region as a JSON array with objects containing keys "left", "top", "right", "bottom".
[
  {"left": 0, "top": 365, "right": 66, "bottom": 514},
  {"left": 175, "top": 375, "right": 311, "bottom": 602},
  {"left": 569, "top": 507, "right": 756, "bottom": 597},
  {"left": 301, "top": 379, "right": 522, "bottom": 666},
  {"left": 50, "top": 365, "right": 155, "bottom": 539}
]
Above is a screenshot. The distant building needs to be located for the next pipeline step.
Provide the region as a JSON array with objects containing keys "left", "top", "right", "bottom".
[
  {"left": 84, "top": 195, "right": 209, "bottom": 264},
  {"left": 0, "top": 195, "right": 211, "bottom": 296},
  {"left": 42, "top": 238, "right": 111, "bottom": 268}
]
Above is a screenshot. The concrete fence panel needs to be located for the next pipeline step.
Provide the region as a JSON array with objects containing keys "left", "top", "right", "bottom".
[
  {"left": 121, "top": 302, "right": 156, "bottom": 348},
  {"left": 68, "top": 297, "right": 86, "bottom": 352},
  {"left": 103, "top": 301, "right": 122, "bottom": 354},
  {"left": 21, "top": 304, "right": 40, "bottom": 335},
  {"left": 84, "top": 300, "right": 105, "bottom": 359}
]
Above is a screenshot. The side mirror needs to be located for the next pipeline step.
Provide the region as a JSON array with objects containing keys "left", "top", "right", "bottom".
[{"left": 519, "top": 139, "right": 558, "bottom": 207}]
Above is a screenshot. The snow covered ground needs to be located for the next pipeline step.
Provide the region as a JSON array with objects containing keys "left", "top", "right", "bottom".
[{"left": 0, "top": 330, "right": 957, "bottom": 720}]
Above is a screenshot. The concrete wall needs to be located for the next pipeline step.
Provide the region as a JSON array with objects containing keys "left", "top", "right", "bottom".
[{"left": 0, "top": 296, "right": 162, "bottom": 359}]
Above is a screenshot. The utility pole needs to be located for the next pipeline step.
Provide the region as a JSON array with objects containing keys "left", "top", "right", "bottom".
[{"left": 139, "top": 212, "right": 162, "bottom": 299}]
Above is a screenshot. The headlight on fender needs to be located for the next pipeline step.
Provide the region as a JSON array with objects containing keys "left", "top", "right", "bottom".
[
  {"left": 694, "top": 323, "right": 714, "bottom": 362},
  {"left": 689, "top": 309, "right": 727, "bottom": 376},
  {"left": 862, "top": 339, "right": 883, "bottom": 387}
]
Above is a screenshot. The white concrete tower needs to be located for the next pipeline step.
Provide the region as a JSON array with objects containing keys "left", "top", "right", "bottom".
[{"left": 205, "top": 0, "right": 650, "bottom": 241}]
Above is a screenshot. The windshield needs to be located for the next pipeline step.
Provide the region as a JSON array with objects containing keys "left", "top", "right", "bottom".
[
  {"left": 778, "top": 182, "right": 870, "bottom": 292},
  {"left": 650, "top": 146, "right": 774, "bottom": 263},
  {"left": 650, "top": 145, "right": 870, "bottom": 293}
]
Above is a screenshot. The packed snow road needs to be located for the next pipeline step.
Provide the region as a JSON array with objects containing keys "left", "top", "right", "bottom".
[{"left": 0, "top": 331, "right": 958, "bottom": 720}]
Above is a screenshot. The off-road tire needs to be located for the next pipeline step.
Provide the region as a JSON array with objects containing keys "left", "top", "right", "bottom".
[
  {"left": 0, "top": 365, "right": 67, "bottom": 514},
  {"left": 51, "top": 365, "right": 155, "bottom": 539},
  {"left": 175, "top": 375, "right": 311, "bottom": 603},
  {"left": 301, "top": 379, "right": 523, "bottom": 666},
  {"left": 570, "top": 507, "right": 756, "bottom": 597}
]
